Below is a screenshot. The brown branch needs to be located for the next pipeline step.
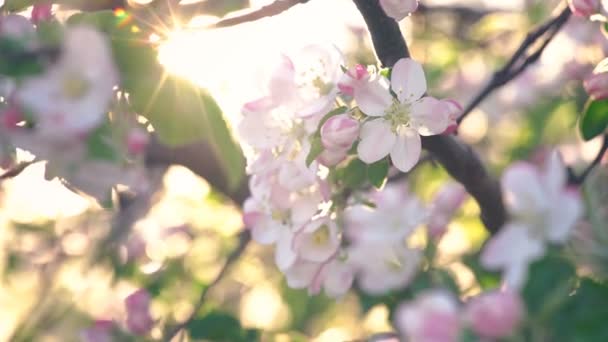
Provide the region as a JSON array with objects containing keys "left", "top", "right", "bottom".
[
  {"left": 211, "top": 0, "right": 311, "bottom": 28},
  {"left": 458, "top": 6, "right": 572, "bottom": 124},
  {"left": 0, "top": 161, "right": 35, "bottom": 181},
  {"left": 352, "top": 0, "right": 506, "bottom": 233},
  {"left": 569, "top": 134, "right": 608, "bottom": 185}
]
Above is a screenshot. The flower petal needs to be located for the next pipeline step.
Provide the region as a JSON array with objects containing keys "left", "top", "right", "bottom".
[
  {"left": 542, "top": 150, "right": 567, "bottom": 197},
  {"left": 354, "top": 78, "right": 393, "bottom": 117},
  {"left": 480, "top": 223, "right": 545, "bottom": 270},
  {"left": 357, "top": 120, "right": 396, "bottom": 163},
  {"left": 411, "top": 96, "right": 449, "bottom": 136},
  {"left": 390, "top": 127, "right": 421, "bottom": 172},
  {"left": 275, "top": 230, "right": 297, "bottom": 271},
  {"left": 547, "top": 191, "right": 583, "bottom": 243},
  {"left": 391, "top": 58, "right": 427, "bottom": 104},
  {"left": 501, "top": 163, "right": 547, "bottom": 217}
]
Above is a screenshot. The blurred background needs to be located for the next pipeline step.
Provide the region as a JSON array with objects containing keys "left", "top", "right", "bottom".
[{"left": 0, "top": 0, "right": 605, "bottom": 340}]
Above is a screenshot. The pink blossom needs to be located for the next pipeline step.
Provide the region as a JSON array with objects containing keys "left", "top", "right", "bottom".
[
  {"left": 337, "top": 64, "right": 370, "bottom": 96},
  {"left": 124, "top": 289, "right": 154, "bottom": 335},
  {"left": 320, "top": 113, "right": 359, "bottom": 150},
  {"left": 0, "top": 14, "right": 34, "bottom": 40},
  {"left": 481, "top": 150, "right": 582, "bottom": 288},
  {"left": 584, "top": 59, "right": 608, "bottom": 100},
  {"left": 293, "top": 217, "right": 341, "bottom": 263},
  {"left": 356, "top": 58, "right": 449, "bottom": 172},
  {"left": 380, "top": 0, "right": 419, "bottom": 21},
  {"left": 31, "top": 2, "right": 53, "bottom": 24},
  {"left": 427, "top": 182, "right": 467, "bottom": 238},
  {"left": 80, "top": 320, "right": 115, "bottom": 342},
  {"left": 465, "top": 290, "right": 524, "bottom": 339},
  {"left": 394, "top": 290, "right": 461, "bottom": 342},
  {"left": 126, "top": 128, "right": 149, "bottom": 155},
  {"left": 568, "top": 0, "right": 599, "bottom": 17},
  {"left": 318, "top": 148, "right": 348, "bottom": 167},
  {"left": 1, "top": 102, "right": 23, "bottom": 131},
  {"left": 440, "top": 99, "right": 463, "bottom": 135}
]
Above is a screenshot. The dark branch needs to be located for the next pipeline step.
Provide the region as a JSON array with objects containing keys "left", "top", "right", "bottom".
[
  {"left": 569, "top": 134, "right": 608, "bottom": 185},
  {"left": 352, "top": 0, "right": 506, "bottom": 233},
  {"left": 458, "top": 6, "right": 572, "bottom": 124},
  {"left": 211, "top": 0, "right": 311, "bottom": 28},
  {"left": 0, "top": 161, "right": 35, "bottom": 180}
]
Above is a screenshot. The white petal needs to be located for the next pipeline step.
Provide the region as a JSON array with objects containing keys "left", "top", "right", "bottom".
[
  {"left": 390, "top": 127, "right": 421, "bottom": 172},
  {"left": 284, "top": 260, "right": 321, "bottom": 289},
  {"left": 291, "top": 193, "right": 322, "bottom": 225},
  {"left": 480, "top": 223, "right": 545, "bottom": 270},
  {"left": 275, "top": 230, "right": 297, "bottom": 271},
  {"left": 410, "top": 96, "right": 449, "bottom": 136},
  {"left": 251, "top": 217, "right": 283, "bottom": 245},
  {"left": 379, "top": 0, "right": 419, "bottom": 21},
  {"left": 357, "top": 120, "right": 396, "bottom": 163},
  {"left": 354, "top": 78, "right": 393, "bottom": 117},
  {"left": 502, "top": 163, "right": 548, "bottom": 217},
  {"left": 542, "top": 150, "right": 567, "bottom": 196},
  {"left": 391, "top": 58, "right": 427, "bottom": 104},
  {"left": 547, "top": 191, "right": 583, "bottom": 243}
]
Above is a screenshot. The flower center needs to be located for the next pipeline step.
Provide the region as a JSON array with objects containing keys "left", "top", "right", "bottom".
[
  {"left": 62, "top": 73, "right": 90, "bottom": 99},
  {"left": 313, "top": 224, "right": 330, "bottom": 245},
  {"left": 385, "top": 100, "right": 411, "bottom": 132}
]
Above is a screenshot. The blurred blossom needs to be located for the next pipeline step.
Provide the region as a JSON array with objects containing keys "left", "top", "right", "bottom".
[
  {"left": 320, "top": 113, "right": 360, "bottom": 151},
  {"left": 584, "top": 58, "right": 608, "bottom": 100},
  {"left": 80, "top": 320, "right": 115, "bottom": 342},
  {"left": 31, "top": 2, "right": 53, "bottom": 24},
  {"left": 125, "top": 289, "right": 154, "bottom": 335},
  {"left": 0, "top": 14, "right": 35, "bottom": 40},
  {"left": 427, "top": 182, "right": 467, "bottom": 238},
  {"left": 379, "top": 0, "right": 419, "bottom": 21},
  {"left": 126, "top": 128, "right": 150, "bottom": 155},
  {"left": 568, "top": 0, "right": 600, "bottom": 17},
  {"left": 481, "top": 151, "right": 583, "bottom": 288},
  {"left": 465, "top": 289, "right": 524, "bottom": 339},
  {"left": 394, "top": 290, "right": 460, "bottom": 342}
]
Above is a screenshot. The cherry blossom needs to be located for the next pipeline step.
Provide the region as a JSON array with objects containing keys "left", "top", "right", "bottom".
[
  {"left": 568, "top": 0, "right": 600, "bottom": 17},
  {"left": 465, "top": 289, "right": 524, "bottom": 339},
  {"left": 427, "top": 182, "right": 467, "bottom": 238},
  {"left": 16, "top": 26, "right": 118, "bottom": 140},
  {"left": 337, "top": 64, "right": 370, "bottom": 97},
  {"left": 380, "top": 0, "right": 419, "bottom": 21},
  {"left": 394, "top": 290, "right": 461, "bottom": 342},
  {"left": 320, "top": 113, "right": 359, "bottom": 151},
  {"left": 356, "top": 58, "right": 449, "bottom": 172},
  {"left": 31, "top": 2, "right": 53, "bottom": 24},
  {"left": 481, "top": 151, "right": 582, "bottom": 288}
]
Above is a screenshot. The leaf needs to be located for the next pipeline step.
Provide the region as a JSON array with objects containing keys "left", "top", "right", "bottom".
[
  {"left": 187, "top": 311, "right": 253, "bottom": 342},
  {"left": 2, "top": 0, "right": 41, "bottom": 11},
  {"left": 306, "top": 135, "right": 324, "bottom": 167},
  {"left": 0, "top": 38, "right": 45, "bottom": 77},
  {"left": 522, "top": 255, "right": 575, "bottom": 315},
  {"left": 86, "top": 121, "right": 120, "bottom": 162},
  {"left": 367, "top": 158, "right": 389, "bottom": 189},
  {"left": 342, "top": 158, "right": 367, "bottom": 188},
  {"left": 580, "top": 99, "right": 608, "bottom": 141}
]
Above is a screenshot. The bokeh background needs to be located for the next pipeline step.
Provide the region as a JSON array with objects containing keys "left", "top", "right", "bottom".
[{"left": 0, "top": 0, "right": 605, "bottom": 340}]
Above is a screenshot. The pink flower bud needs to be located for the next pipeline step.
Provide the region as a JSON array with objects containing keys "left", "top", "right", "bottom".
[
  {"left": 568, "top": 0, "right": 599, "bottom": 17},
  {"left": 584, "top": 71, "right": 608, "bottom": 100},
  {"left": 320, "top": 114, "right": 359, "bottom": 150},
  {"left": 1, "top": 103, "right": 23, "bottom": 130},
  {"left": 80, "top": 320, "right": 115, "bottom": 342},
  {"left": 31, "top": 3, "right": 53, "bottom": 24},
  {"left": 465, "top": 290, "right": 524, "bottom": 339},
  {"left": 125, "top": 289, "right": 154, "bottom": 335},
  {"left": 127, "top": 128, "right": 149, "bottom": 155},
  {"left": 318, "top": 148, "right": 348, "bottom": 167},
  {"left": 338, "top": 64, "right": 369, "bottom": 96},
  {"left": 395, "top": 290, "right": 461, "bottom": 342}
]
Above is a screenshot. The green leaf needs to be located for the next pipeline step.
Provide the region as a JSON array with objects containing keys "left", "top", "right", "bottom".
[
  {"left": 187, "top": 311, "right": 252, "bottom": 342},
  {"left": 342, "top": 158, "right": 367, "bottom": 188},
  {"left": 367, "top": 158, "right": 389, "bottom": 189},
  {"left": 580, "top": 99, "right": 608, "bottom": 141},
  {"left": 0, "top": 38, "right": 45, "bottom": 77},
  {"left": 523, "top": 255, "right": 575, "bottom": 315},
  {"left": 306, "top": 135, "right": 324, "bottom": 167},
  {"left": 86, "top": 121, "right": 120, "bottom": 162},
  {"left": 2, "top": 0, "right": 41, "bottom": 11}
]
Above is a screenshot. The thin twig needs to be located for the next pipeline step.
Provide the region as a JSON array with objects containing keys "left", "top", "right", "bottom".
[
  {"left": 569, "top": 134, "right": 608, "bottom": 185},
  {"left": 458, "top": 6, "right": 572, "bottom": 124},
  {"left": 211, "top": 0, "right": 310, "bottom": 28},
  {"left": 162, "top": 230, "right": 251, "bottom": 341}
]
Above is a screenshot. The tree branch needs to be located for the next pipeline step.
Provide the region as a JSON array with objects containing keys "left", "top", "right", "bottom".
[
  {"left": 569, "top": 134, "right": 608, "bottom": 185},
  {"left": 458, "top": 6, "right": 572, "bottom": 124},
  {"left": 211, "top": 0, "right": 311, "bottom": 28},
  {"left": 352, "top": 0, "right": 507, "bottom": 233}
]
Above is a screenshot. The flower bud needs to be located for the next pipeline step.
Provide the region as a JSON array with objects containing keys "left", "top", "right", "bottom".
[
  {"left": 31, "top": 3, "right": 53, "bottom": 24},
  {"left": 338, "top": 64, "right": 369, "bottom": 96},
  {"left": 568, "top": 0, "right": 600, "bottom": 17},
  {"left": 127, "top": 128, "right": 149, "bottom": 155},
  {"left": 80, "top": 320, "right": 115, "bottom": 342},
  {"left": 465, "top": 290, "right": 524, "bottom": 339},
  {"left": 440, "top": 99, "right": 463, "bottom": 135},
  {"left": 380, "top": 0, "right": 419, "bottom": 21},
  {"left": 318, "top": 148, "right": 348, "bottom": 167},
  {"left": 125, "top": 289, "right": 154, "bottom": 335},
  {"left": 584, "top": 70, "right": 608, "bottom": 100},
  {"left": 1, "top": 103, "right": 23, "bottom": 131},
  {"left": 320, "top": 114, "right": 359, "bottom": 150}
]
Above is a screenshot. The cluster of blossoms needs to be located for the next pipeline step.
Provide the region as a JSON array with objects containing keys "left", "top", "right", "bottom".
[
  {"left": 81, "top": 289, "right": 155, "bottom": 341},
  {"left": 0, "top": 9, "right": 150, "bottom": 202},
  {"left": 239, "top": 44, "right": 464, "bottom": 297}
]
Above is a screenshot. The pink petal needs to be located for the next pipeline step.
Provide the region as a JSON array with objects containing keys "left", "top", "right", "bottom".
[
  {"left": 480, "top": 223, "right": 545, "bottom": 270},
  {"left": 276, "top": 230, "right": 297, "bottom": 271},
  {"left": 357, "top": 120, "right": 396, "bottom": 163},
  {"left": 501, "top": 163, "right": 547, "bottom": 217},
  {"left": 354, "top": 78, "right": 393, "bottom": 117},
  {"left": 390, "top": 127, "right": 421, "bottom": 172},
  {"left": 391, "top": 58, "right": 427, "bottom": 104},
  {"left": 410, "top": 96, "right": 450, "bottom": 136},
  {"left": 541, "top": 150, "right": 567, "bottom": 196},
  {"left": 547, "top": 191, "right": 582, "bottom": 243}
]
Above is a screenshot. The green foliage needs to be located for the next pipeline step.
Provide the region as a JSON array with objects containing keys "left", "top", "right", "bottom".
[
  {"left": 579, "top": 99, "right": 608, "bottom": 141},
  {"left": 0, "top": 38, "right": 45, "bottom": 77},
  {"left": 367, "top": 158, "right": 389, "bottom": 189},
  {"left": 341, "top": 158, "right": 368, "bottom": 188},
  {"left": 86, "top": 121, "right": 120, "bottom": 162},
  {"left": 187, "top": 311, "right": 260, "bottom": 342},
  {"left": 522, "top": 254, "right": 575, "bottom": 315},
  {"left": 462, "top": 252, "right": 501, "bottom": 290}
]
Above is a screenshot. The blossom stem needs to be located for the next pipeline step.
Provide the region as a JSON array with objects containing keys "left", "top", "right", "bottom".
[{"left": 569, "top": 133, "right": 608, "bottom": 185}]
